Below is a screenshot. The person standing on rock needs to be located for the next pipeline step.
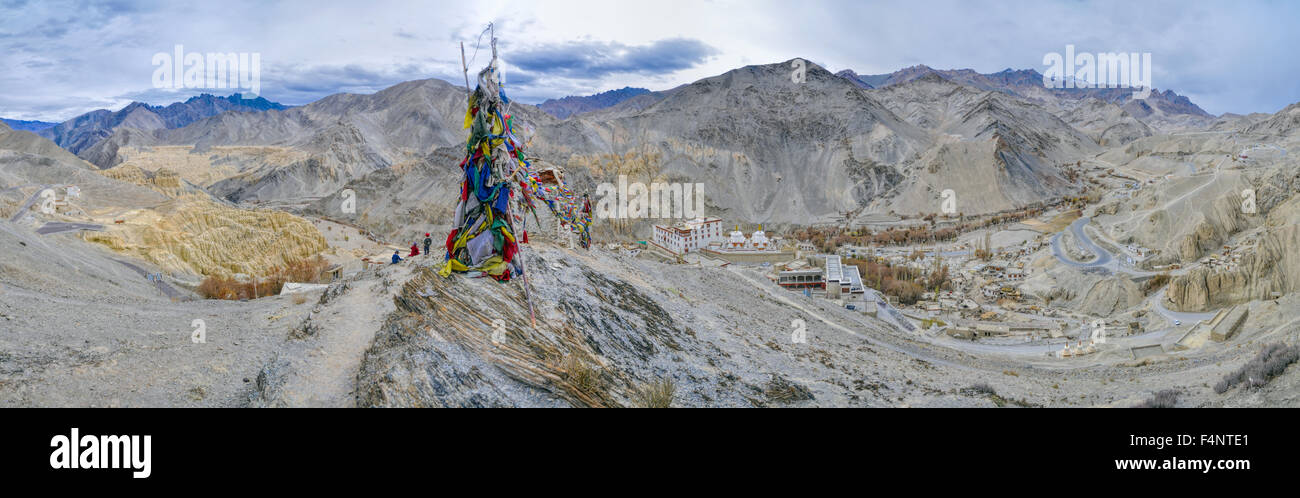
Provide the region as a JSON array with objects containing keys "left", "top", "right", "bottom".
[{"left": 423, "top": 233, "right": 432, "bottom": 256}]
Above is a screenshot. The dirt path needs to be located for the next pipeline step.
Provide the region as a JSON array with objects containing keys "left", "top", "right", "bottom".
[{"left": 256, "top": 267, "right": 405, "bottom": 407}]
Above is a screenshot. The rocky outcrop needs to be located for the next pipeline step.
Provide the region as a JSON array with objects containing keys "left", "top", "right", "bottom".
[
  {"left": 1168, "top": 195, "right": 1300, "bottom": 311},
  {"left": 81, "top": 195, "right": 327, "bottom": 277},
  {"left": 1078, "top": 276, "right": 1143, "bottom": 316},
  {"left": 353, "top": 259, "right": 760, "bottom": 407}
]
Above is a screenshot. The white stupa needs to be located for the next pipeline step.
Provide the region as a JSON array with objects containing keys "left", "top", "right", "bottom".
[
  {"left": 726, "top": 225, "right": 748, "bottom": 250},
  {"left": 749, "top": 226, "right": 770, "bottom": 250}
]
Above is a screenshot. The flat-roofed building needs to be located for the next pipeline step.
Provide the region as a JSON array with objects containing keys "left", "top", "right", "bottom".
[
  {"left": 842, "top": 265, "right": 865, "bottom": 301},
  {"left": 825, "top": 255, "right": 844, "bottom": 298},
  {"left": 778, "top": 269, "right": 825, "bottom": 289},
  {"left": 650, "top": 217, "right": 722, "bottom": 254}
]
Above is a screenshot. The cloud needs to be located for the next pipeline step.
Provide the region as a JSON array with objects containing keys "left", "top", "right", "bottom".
[
  {"left": 1, "top": 0, "right": 1299, "bottom": 120},
  {"left": 508, "top": 37, "right": 717, "bottom": 79}
]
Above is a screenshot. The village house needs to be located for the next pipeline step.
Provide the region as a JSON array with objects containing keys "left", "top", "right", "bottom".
[
  {"left": 837, "top": 244, "right": 872, "bottom": 259},
  {"left": 981, "top": 284, "right": 1002, "bottom": 299}
]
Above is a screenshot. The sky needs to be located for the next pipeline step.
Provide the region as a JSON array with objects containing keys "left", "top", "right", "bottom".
[{"left": 2, "top": 0, "right": 1298, "bottom": 121}]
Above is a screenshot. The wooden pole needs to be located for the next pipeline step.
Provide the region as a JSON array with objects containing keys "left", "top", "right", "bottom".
[{"left": 460, "top": 42, "right": 471, "bottom": 91}]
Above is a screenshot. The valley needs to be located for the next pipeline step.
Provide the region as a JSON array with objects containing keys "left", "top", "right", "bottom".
[{"left": 2, "top": 57, "right": 1299, "bottom": 408}]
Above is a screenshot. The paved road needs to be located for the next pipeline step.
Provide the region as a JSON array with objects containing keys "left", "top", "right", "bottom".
[
  {"left": 8, "top": 184, "right": 54, "bottom": 223},
  {"left": 1149, "top": 289, "right": 1218, "bottom": 325},
  {"left": 112, "top": 258, "right": 187, "bottom": 300},
  {"left": 1050, "top": 217, "right": 1172, "bottom": 277},
  {"left": 35, "top": 222, "right": 103, "bottom": 235},
  {"left": 1050, "top": 217, "right": 1111, "bottom": 268}
]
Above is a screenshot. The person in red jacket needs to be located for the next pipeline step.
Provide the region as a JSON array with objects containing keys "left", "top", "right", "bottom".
[{"left": 409, "top": 242, "right": 420, "bottom": 257}]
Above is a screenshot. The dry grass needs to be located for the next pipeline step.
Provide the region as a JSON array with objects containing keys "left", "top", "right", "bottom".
[
  {"left": 560, "top": 356, "right": 599, "bottom": 395},
  {"left": 636, "top": 378, "right": 675, "bottom": 408},
  {"left": 292, "top": 294, "right": 309, "bottom": 305}
]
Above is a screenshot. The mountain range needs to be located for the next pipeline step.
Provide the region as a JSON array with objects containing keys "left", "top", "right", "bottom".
[
  {"left": 839, "top": 65, "right": 1212, "bottom": 132},
  {"left": 537, "top": 86, "right": 651, "bottom": 119},
  {"left": 23, "top": 58, "right": 1244, "bottom": 230},
  {"left": 36, "top": 93, "right": 290, "bottom": 155},
  {"left": 0, "top": 118, "right": 59, "bottom": 132}
]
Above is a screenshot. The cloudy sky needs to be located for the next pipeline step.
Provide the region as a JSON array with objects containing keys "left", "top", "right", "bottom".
[{"left": 2, "top": 0, "right": 1297, "bottom": 121}]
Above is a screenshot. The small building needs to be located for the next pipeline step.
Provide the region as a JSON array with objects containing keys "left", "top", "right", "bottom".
[
  {"left": 825, "top": 255, "right": 844, "bottom": 298},
  {"left": 981, "top": 284, "right": 1001, "bottom": 299},
  {"left": 838, "top": 244, "right": 872, "bottom": 259},
  {"left": 778, "top": 269, "right": 825, "bottom": 289},
  {"left": 983, "top": 260, "right": 1011, "bottom": 278},
  {"left": 322, "top": 264, "right": 344, "bottom": 282}
]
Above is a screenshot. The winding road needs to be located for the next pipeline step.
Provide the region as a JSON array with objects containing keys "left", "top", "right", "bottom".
[
  {"left": 1050, "top": 217, "right": 1112, "bottom": 268},
  {"left": 1051, "top": 217, "right": 1220, "bottom": 325},
  {"left": 7, "top": 184, "right": 55, "bottom": 222}
]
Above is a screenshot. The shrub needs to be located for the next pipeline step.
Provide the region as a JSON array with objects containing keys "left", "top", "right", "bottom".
[
  {"left": 764, "top": 375, "right": 815, "bottom": 403},
  {"left": 1214, "top": 343, "right": 1300, "bottom": 394},
  {"left": 636, "top": 378, "right": 675, "bottom": 408},
  {"left": 560, "top": 356, "right": 599, "bottom": 395},
  {"left": 198, "top": 255, "right": 331, "bottom": 300},
  {"left": 1141, "top": 273, "right": 1171, "bottom": 295},
  {"left": 1134, "top": 389, "right": 1179, "bottom": 408}
]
